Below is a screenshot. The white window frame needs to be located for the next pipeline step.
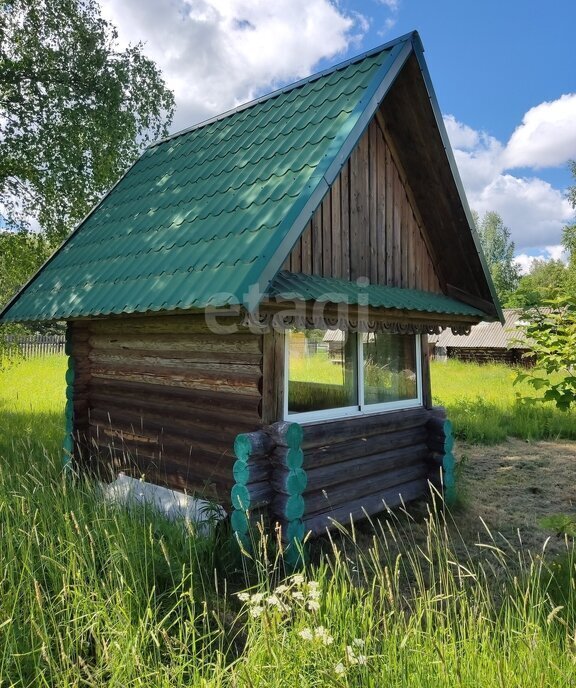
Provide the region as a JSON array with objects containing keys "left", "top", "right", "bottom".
[{"left": 283, "top": 331, "right": 423, "bottom": 424}]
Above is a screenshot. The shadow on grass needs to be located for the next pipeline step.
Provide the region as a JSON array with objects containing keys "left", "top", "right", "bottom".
[{"left": 442, "top": 396, "right": 576, "bottom": 444}]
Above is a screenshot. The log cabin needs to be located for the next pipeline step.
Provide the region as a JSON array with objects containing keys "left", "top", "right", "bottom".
[{"left": 0, "top": 31, "right": 501, "bottom": 545}]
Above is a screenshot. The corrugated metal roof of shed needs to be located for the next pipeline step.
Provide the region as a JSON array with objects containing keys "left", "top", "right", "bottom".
[
  {"left": 429, "top": 309, "right": 527, "bottom": 348},
  {"left": 269, "top": 272, "right": 484, "bottom": 317},
  {"left": 0, "top": 41, "right": 401, "bottom": 322}
]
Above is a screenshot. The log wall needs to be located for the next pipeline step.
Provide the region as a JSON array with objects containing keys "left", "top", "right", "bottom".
[
  {"left": 297, "top": 408, "right": 432, "bottom": 536},
  {"left": 282, "top": 116, "right": 442, "bottom": 294},
  {"left": 72, "top": 314, "right": 264, "bottom": 503}
]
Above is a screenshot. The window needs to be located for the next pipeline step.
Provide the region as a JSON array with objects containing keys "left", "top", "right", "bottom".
[{"left": 285, "top": 329, "right": 421, "bottom": 422}]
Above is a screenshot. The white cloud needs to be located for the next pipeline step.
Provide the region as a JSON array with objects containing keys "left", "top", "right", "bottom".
[
  {"left": 514, "top": 245, "right": 567, "bottom": 275},
  {"left": 503, "top": 94, "right": 576, "bottom": 169},
  {"left": 102, "top": 0, "right": 365, "bottom": 131},
  {"left": 468, "top": 174, "right": 572, "bottom": 249},
  {"left": 445, "top": 106, "right": 575, "bottom": 253}
]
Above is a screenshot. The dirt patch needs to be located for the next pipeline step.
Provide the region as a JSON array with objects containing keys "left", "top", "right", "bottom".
[{"left": 454, "top": 438, "right": 576, "bottom": 557}]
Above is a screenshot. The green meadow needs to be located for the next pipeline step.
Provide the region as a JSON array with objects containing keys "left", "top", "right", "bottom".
[{"left": 0, "top": 355, "right": 574, "bottom": 686}]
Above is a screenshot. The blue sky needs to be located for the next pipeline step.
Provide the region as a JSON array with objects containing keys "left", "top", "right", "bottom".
[{"left": 102, "top": 0, "right": 576, "bottom": 269}]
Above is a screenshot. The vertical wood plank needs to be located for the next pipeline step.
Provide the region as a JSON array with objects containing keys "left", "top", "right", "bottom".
[
  {"left": 301, "top": 220, "right": 312, "bottom": 274},
  {"left": 409, "top": 213, "right": 417, "bottom": 289},
  {"left": 376, "top": 127, "right": 386, "bottom": 286},
  {"left": 401, "top": 186, "right": 409, "bottom": 288},
  {"left": 357, "top": 131, "right": 369, "bottom": 281},
  {"left": 392, "top": 164, "right": 402, "bottom": 286},
  {"left": 312, "top": 201, "right": 323, "bottom": 275},
  {"left": 330, "top": 175, "right": 341, "bottom": 278},
  {"left": 291, "top": 235, "right": 302, "bottom": 273},
  {"left": 369, "top": 122, "right": 379, "bottom": 284},
  {"left": 322, "top": 193, "right": 332, "bottom": 277},
  {"left": 385, "top": 143, "right": 394, "bottom": 286},
  {"left": 349, "top": 146, "right": 360, "bottom": 280},
  {"left": 340, "top": 160, "right": 351, "bottom": 280}
]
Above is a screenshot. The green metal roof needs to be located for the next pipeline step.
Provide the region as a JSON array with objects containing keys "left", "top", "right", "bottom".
[
  {"left": 269, "top": 272, "right": 484, "bottom": 318},
  {"left": 0, "top": 31, "right": 498, "bottom": 324}
]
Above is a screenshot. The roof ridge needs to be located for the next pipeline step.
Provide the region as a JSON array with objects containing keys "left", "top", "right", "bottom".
[{"left": 149, "top": 31, "right": 419, "bottom": 149}]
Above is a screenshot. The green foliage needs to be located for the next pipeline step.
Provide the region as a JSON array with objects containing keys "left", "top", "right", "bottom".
[
  {"left": 0, "top": 0, "right": 175, "bottom": 242},
  {"left": 514, "top": 299, "right": 576, "bottom": 411},
  {"left": 1, "top": 357, "right": 576, "bottom": 685},
  {"left": 475, "top": 210, "right": 520, "bottom": 305},
  {"left": 507, "top": 259, "right": 570, "bottom": 308}
]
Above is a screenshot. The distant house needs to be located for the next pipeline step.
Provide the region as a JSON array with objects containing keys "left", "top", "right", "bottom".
[
  {"left": 429, "top": 309, "right": 530, "bottom": 364},
  {"left": 1, "top": 31, "right": 501, "bottom": 541}
]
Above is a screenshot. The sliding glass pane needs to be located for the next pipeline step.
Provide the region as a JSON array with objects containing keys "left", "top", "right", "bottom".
[
  {"left": 363, "top": 333, "right": 418, "bottom": 405},
  {"left": 287, "top": 329, "right": 358, "bottom": 415}
]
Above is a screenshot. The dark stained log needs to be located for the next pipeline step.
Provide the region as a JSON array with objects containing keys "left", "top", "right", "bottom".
[
  {"left": 89, "top": 377, "right": 262, "bottom": 417},
  {"left": 261, "top": 329, "right": 285, "bottom": 424},
  {"left": 303, "top": 478, "right": 428, "bottom": 537},
  {"left": 302, "top": 426, "right": 428, "bottom": 468},
  {"left": 89, "top": 350, "right": 261, "bottom": 375},
  {"left": 304, "top": 463, "right": 427, "bottom": 516},
  {"left": 89, "top": 332, "right": 262, "bottom": 354},
  {"left": 90, "top": 365, "right": 261, "bottom": 396},
  {"left": 302, "top": 442, "right": 428, "bottom": 493},
  {"left": 266, "top": 421, "right": 304, "bottom": 448},
  {"left": 233, "top": 458, "right": 270, "bottom": 485},
  {"left": 233, "top": 431, "right": 275, "bottom": 461},
  {"left": 89, "top": 347, "right": 262, "bottom": 366},
  {"left": 301, "top": 407, "right": 431, "bottom": 448},
  {"left": 89, "top": 314, "right": 247, "bottom": 336}
]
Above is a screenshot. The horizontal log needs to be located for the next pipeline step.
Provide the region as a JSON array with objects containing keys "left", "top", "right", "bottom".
[
  {"left": 302, "top": 478, "right": 428, "bottom": 536},
  {"left": 304, "top": 443, "right": 428, "bottom": 493},
  {"left": 270, "top": 446, "right": 304, "bottom": 470},
  {"left": 90, "top": 438, "right": 235, "bottom": 486},
  {"left": 89, "top": 314, "right": 247, "bottom": 336},
  {"left": 90, "top": 406, "right": 241, "bottom": 446},
  {"left": 89, "top": 347, "right": 262, "bottom": 366},
  {"left": 89, "top": 332, "right": 262, "bottom": 355},
  {"left": 90, "top": 368, "right": 262, "bottom": 396},
  {"left": 231, "top": 481, "right": 273, "bottom": 510},
  {"left": 271, "top": 467, "right": 307, "bottom": 496},
  {"left": 271, "top": 493, "right": 305, "bottom": 521},
  {"left": 234, "top": 431, "right": 275, "bottom": 461},
  {"left": 265, "top": 421, "right": 304, "bottom": 449},
  {"left": 301, "top": 407, "right": 431, "bottom": 448},
  {"left": 88, "top": 398, "right": 254, "bottom": 438},
  {"left": 90, "top": 419, "right": 234, "bottom": 464},
  {"left": 89, "top": 350, "right": 261, "bottom": 376},
  {"left": 304, "top": 464, "right": 428, "bottom": 516},
  {"left": 428, "top": 436, "right": 454, "bottom": 453},
  {"left": 232, "top": 459, "right": 270, "bottom": 485},
  {"left": 301, "top": 427, "right": 428, "bottom": 469},
  {"left": 88, "top": 378, "right": 262, "bottom": 417}
]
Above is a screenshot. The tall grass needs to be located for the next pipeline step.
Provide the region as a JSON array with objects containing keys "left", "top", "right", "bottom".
[
  {"left": 0, "top": 357, "right": 574, "bottom": 685},
  {"left": 431, "top": 359, "right": 576, "bottom": 443}
]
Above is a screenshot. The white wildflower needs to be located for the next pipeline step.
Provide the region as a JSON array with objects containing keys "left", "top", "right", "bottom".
[
  {"left": 298, "top": 627, "right": 314, "bottom": 641},
  {"left": 346, "top": 646, "right": 358, "bottom": 665},
  {"left": 250, "top": 605, "right": 264, "bottom": 618},
  {"left": 306, "top": 599, "right": 320, "bottom": 612},
  {"left": 334, "top": 662, "right": 346, "bottom": 676},
  {"left": 314, "top": 626, "right": 333, "bottom": 645},
  {"left": 292, "top": 591, "right": 305, "bottom": 600},
  {"left": 352, "top": 638, "right": 365, "bottom": 648},
  {"left": 356, "top": 654, "right": 368, "bottom": 665},
  {"left": 274, "top": 584, "right": 289, "bottom": 595},
  {"left": 250, "top": 593, "right": 265, "bottom": 604},
  {"left": 266, "top": 594, "right": 281, "bottom": 607},
  {"left": 291, "top": 574, "right": 305, "bottom": 585},
  {"left": 236, "top": 592, "right": 250, "bottom": 602}
]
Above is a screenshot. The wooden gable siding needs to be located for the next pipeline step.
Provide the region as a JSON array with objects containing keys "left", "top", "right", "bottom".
[
  {"left": 283, "top": 116, "right": 442, "bottom": 293},
  {"left": 71, "top": 315, "right": 264, "bottom": 503}
]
